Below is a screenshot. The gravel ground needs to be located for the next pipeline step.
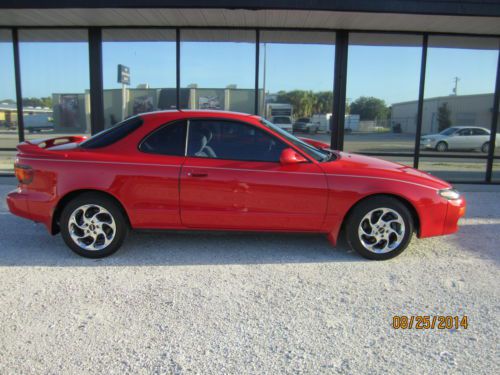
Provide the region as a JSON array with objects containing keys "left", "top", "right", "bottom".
[{"left": 0, "top": 182, "right": 498, "bottom": 374}]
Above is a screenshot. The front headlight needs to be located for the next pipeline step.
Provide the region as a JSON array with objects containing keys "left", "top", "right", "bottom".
[{"left": 438, "top": 188, "right": 461, "bottom": 200}]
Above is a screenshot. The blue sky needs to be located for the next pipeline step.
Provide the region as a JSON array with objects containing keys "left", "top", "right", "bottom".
[{"left": 0, "top": 40, "right": 498, "bottom": 106}]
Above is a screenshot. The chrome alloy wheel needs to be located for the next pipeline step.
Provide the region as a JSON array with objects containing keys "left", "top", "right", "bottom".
[
  {"left": 68, "top": 204, "right": 116, "bottom": 251},
  {"left": 357, "top": 208, "right": 405, "bottom": 254}
]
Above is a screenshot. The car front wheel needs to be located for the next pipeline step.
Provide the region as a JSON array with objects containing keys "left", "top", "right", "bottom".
[
  {"left": 436, "top": 141, "right": 448, "bottom": 152},
  {"left": 345, "top": 196, "right": 414, "bottom": 260},
  {"left": 60, "top": 192, "right": 128, "bottom": 258}
]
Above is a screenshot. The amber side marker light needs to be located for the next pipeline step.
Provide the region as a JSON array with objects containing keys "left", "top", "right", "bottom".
[{"left": 14, "top": 164, "right": 34, "bottom": 184}]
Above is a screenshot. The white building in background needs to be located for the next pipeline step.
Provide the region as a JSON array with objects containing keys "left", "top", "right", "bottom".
[{"left": 391, "top": 93, "right": 495, "bottom": 135}]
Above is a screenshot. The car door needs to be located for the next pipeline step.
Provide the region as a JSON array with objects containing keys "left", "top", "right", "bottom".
[
  {"left": 451, "top": 128, "right": 473, "bottom": 149},
  {"left": 179, "top": 119, "right": 328, "bottom": 231},
  {"left": 471, "top": 128, "right": 490, "bottom": 149}
]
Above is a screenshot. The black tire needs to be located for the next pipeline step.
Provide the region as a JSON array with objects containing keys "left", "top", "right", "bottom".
[
  {"left": 345, "top": 196, "right": 414, "bottom": 260},
  {"left": 60, "top": 192, "right": 128, "bottom": 258},
  {"left": 435, "top": 141, "right": 448, "bottom": 152},
  {"left": 481, "top": 142, "right": 490, "bottom": 154}
]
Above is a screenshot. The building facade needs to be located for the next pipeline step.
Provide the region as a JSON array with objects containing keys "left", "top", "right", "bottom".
[{"left": 0, "top": 1, "right": 499, "bottom": 183}]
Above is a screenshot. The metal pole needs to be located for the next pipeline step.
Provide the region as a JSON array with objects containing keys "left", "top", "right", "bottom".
[
  {"left": 331, "top": 31, "right": 348, "bottom": 150},
  {"left": 176, "top": 28, "right": 180, "bottom": 110},
  {"left": 88, "top": 27, "right": 104, "bottom": 134},
  {"left": 121, "top": 83, "right": 127, "bottom": 121},
  {"left": 485, "top": 49, "right": 500, "bottom": 182},
  {"left": 262, "top": 42, "right": 267, "bottom": 118},
  {"left": 413, "top": 34, "right": 428, "bottom": 169},
  {"left": 254, "top": 29, "right": 260, "bottom": 115},
  {"left": 12, "top": 28, "right": 25, "bottom": 143}
]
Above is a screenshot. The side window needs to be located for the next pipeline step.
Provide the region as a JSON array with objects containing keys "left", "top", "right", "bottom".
[
  {"left": 472, "top": 128, "right": 488, "bottom": 136},
  {"left": 458, "top": 129, "right": 471, "bottom": 136},
  {"left": 187, "top": 119, "right": 286, "bottom": 162},
  {"left": 139, "top": 120, "right": 186, "bottom": 156}
]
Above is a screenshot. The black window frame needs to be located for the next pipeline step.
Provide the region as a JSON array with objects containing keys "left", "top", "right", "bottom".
[
  {"left": 138, "top": 119, "right": 187, "bottom": 156},
  {"left": 185, "top": 118, "right": 292, "bottom": 163}
]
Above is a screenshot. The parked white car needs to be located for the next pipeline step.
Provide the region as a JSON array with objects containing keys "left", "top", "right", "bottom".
[{"left": 420, "top": 126, "right": 499, "bottom": 153}]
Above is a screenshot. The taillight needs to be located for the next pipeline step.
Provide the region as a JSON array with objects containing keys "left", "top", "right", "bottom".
[{"left": 14, "top": 164, "right": 34, "bottom": 184}]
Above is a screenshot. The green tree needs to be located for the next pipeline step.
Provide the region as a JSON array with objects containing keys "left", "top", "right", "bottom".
[
  {"left": 22, "top": 97, "right": 53, "bottom": 108},
  {"left": 437, "top": 102, "right": 452, "bottom": 132},
  {"left": 276, "top": 90, "right": 333, "bottom": 118},
  {"left": 0, "top": 98, "right": 16, "bottom": 104},
  {"left": 349, "top": 96, "right": 388, "bottom": 121}
]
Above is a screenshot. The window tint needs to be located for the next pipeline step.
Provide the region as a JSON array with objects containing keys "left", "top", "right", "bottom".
[
  {"left": 140, "top": 120, "right": 186, "bottom": 156},
  {"left": 80, "top": 116, "right": 143, "bottom": 149},
  {"left": 472, "top": 128, "right": 488, "bottom": 135},
  {"left": 458, "top": 129, "right": 472, "bottom": 136},
  {"left": 273, "top": 117, "right": 291, "bottom": 124},
  {"left": 187, "top": 120, "right": 286, "bottom": 162}
]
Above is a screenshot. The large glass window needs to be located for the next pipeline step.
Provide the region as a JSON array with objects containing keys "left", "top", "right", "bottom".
[
  {"left": 419, "top": 157, "right": 486, "bottom": 182},
  {"left": 187, "top": 119, "right": 286, "bottom": 162},
  {"left": 421, "top": 36, "right": 498, "bottom": 157},
  {"left": 19, "top": 29, "right": 91, "bottom": 141},
  {"left": 102, "top": 29, "right": 176, "bottom": 128},
  {"left": 180, "top": 30, "right": 255, "bottom": 113},
  {"left": 259, "top": 30, "right": 335, "bottom": 137},
  {"left": 0, "top": 30, "right": 17, "bottom": 173},
  {"left": 344, "top": 33, "right": 423, "bottom": 155}
]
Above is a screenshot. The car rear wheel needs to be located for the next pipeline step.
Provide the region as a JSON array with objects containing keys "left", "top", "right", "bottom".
[
  {"left": 60, "top": 193, "right": 128, "bottom": 258},
  {"left": 345, "top": 196, "right": 414, "bottom": 260},
  {"left": 481, "top": 142, "right": 490, "bottom": 153},
  {"left": 436, "top": 141, "right": 448, "bottom": 152}
]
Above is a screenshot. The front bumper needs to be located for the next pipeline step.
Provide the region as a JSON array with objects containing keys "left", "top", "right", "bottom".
[
  {"left": 420, "top": 139, "right": 437, "bottom": 149},
  {"left": 443, "top": 197, "right": 467, "bottom": 235}
]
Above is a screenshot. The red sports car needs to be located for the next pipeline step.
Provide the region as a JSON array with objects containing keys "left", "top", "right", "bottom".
[{"left": 7, "top": 110, "right": 466, "bottom": 260}]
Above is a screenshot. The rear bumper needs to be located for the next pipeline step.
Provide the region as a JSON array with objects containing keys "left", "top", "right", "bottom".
[
  {"left": 6, "top": 188, "right": 31, "bottom": 220},
  {"left": 7, "top": 188, "right": 53, "bottom": 232},
  {"left": 443, "top": 197, "right": 466, "bottom": 235}
]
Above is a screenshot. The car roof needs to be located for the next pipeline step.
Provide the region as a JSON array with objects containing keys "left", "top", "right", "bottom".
[
  {"left": 139, "top": 109, "right": 257, "bottom": 119},
  {"left": 451, "top": 126, "right": 488, "bottom": 129}
]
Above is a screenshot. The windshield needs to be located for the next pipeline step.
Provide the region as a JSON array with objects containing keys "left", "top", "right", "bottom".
[
  {"left": 440, "top": 127, "right": 457, "bottom": 136},
  {"left": 260, "top": 118, "right": 331, "bottom": 162},
  {"left": 273, "top": 117, "right": 292, "bottom": 124}
]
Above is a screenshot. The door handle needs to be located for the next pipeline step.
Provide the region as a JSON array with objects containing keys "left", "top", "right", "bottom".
[{"left": 187, "top": 172, "right": 208, "bottom": 178}]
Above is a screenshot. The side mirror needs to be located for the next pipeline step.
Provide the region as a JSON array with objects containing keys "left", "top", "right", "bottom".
[{"left": 280, "top": 148, "right": 307, "bottom": 164}]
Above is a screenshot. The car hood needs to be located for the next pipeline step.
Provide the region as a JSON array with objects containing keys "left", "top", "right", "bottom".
[{"left": 321, "top": 152, "right": 451, "bottom": 189}]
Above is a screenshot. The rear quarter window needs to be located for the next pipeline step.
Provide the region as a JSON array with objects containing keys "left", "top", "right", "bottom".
[
  {"left": 80, "top": 116, "right": 143, "bottom": 149},
  {"left": 139, "top": 120, "right": 186, "bottom": 156}
]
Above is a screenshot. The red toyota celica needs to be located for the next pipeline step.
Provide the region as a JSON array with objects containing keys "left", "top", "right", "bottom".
[{"left": 7, "top": 110, "right": 466, "bottom": 260}]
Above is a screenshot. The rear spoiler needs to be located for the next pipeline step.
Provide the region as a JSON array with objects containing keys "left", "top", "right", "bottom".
[{"left": 17, "top": 135, "right": 87, "bottom": 153}]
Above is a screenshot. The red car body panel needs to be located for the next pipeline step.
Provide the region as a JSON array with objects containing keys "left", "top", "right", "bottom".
[{"left": 7, "top": 110, "right": 466, "bottom": 245}]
